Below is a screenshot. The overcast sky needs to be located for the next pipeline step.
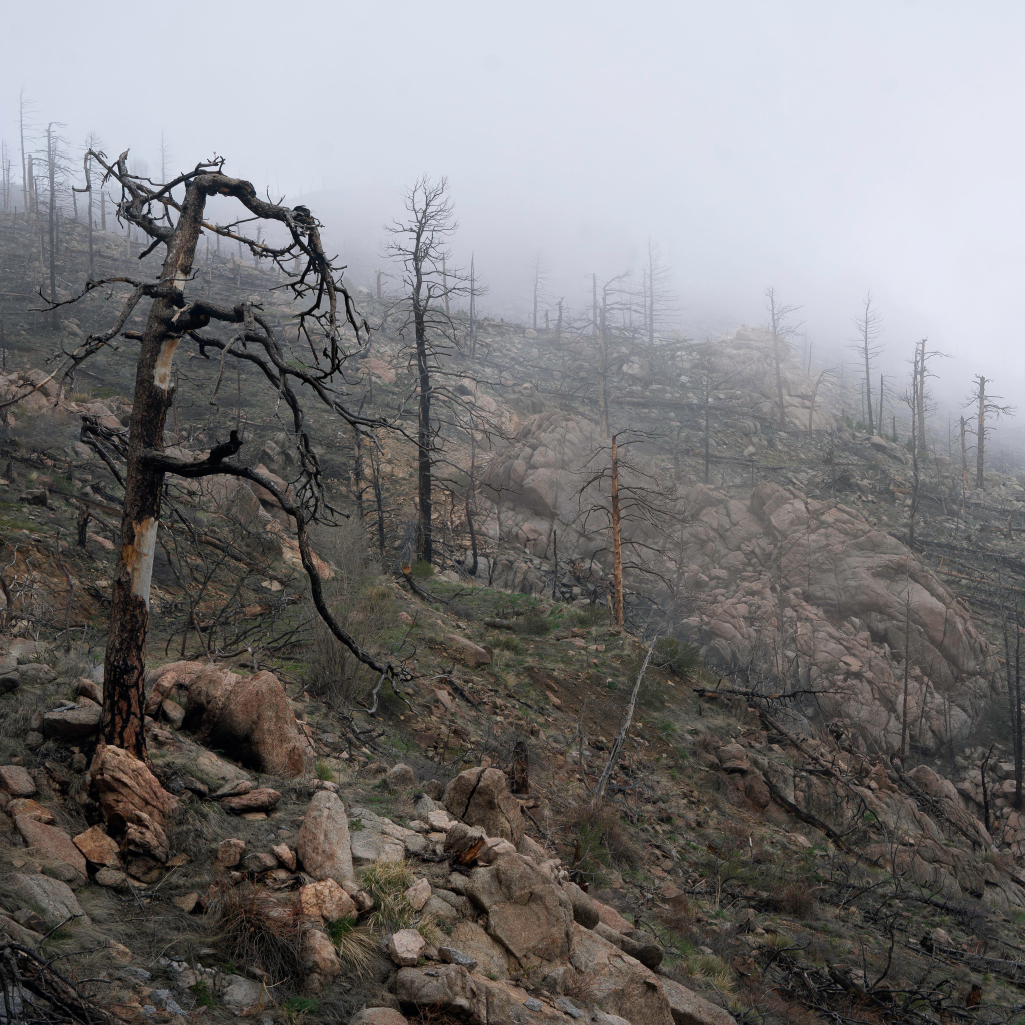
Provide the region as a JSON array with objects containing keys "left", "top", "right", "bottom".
[{"left": 3, "top": 0, "right": 1025, "bottom": 414}]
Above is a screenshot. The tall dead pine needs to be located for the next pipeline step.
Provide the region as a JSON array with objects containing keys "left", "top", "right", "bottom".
[{"left": 610, "top": 434, "right": 624, "bottom": 627}]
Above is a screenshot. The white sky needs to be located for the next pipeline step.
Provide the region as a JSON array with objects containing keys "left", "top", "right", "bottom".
[{"left": 3, "top": 0, "right": 1025, "bottom": 413}]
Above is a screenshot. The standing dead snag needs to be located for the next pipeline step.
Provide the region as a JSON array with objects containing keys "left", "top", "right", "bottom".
[
  {"left": 765, "top": 287, "right": 802, "bottom": 430},
  {"left": 610, "top": 434, "right": 623, "bottom": 627},
  {"left": 965, "top": 374, "right": 1015, "bottom": 490},
  {"left": 47, "top": 149, "right": 390, "bottom": 765}
]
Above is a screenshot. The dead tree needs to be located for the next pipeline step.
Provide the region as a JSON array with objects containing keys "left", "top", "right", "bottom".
[
  {"left": 643, "top": 237, "right": 676, "bottom": 347},
  {"left": 965, "top": 374, "right": 1015, "bottom": 489},
  {"left": 531, "top": 252, "right": 549, "bottom": 332},
  {"left": 44, "top": 149, "right": 391, "bottom": 764},
  {"left": 384, "top": 176, "right": 471, "bottom": 565},
  {"left": 765, "top": 287, "right": 803, "bottom": 429},
  {"left": 850, "top": 291, "right": 883, "bottom": 434},
  {"left": 902, "top": 356, "right": 921, "bottom": 549}
]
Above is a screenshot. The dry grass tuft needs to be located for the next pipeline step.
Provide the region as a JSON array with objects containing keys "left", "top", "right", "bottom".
[
  {"left": 360, "top": 860, "right": 416, "bottom": 931},
  {"left": 211, "top": 879, "right": 310, "bottom": 985}
]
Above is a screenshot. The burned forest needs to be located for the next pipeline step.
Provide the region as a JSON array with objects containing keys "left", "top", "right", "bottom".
[{"left": 4, "top": 13, "right": 1025, "bottom": 1025}]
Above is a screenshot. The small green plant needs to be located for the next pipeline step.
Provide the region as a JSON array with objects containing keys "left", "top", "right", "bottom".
[
  {"left": 350, "top": 817, "right": 364, "bottom": 831},
  {"left": 282, "top": 997, "right": 318, "bottom": 1023},
  {"left": 410, "top": 560, "right": 434, "bottom": 580},
  {"left": 190, "top": 981, "right": 216, "bottom": 1008},
  {"left": 653, "top": 637, "right": 701, "bottom": 679},
  {"left": 314, "top": 760, "right": 333, "bottom": 782}
]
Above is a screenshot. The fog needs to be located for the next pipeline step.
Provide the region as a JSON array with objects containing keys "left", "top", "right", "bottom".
[{"left": 3, "top": 0, "right": 1025, "bottom": 415}]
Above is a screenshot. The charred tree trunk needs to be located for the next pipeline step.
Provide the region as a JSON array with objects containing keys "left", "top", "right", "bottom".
[
  {"left": 511, "top": 740, "right": 529, "bottom": 795},
  {"left": 611, "top": 434, "right": 623, "bottom": 627},
  {"left": 976, "top": 375, "right": 986, "bottom": 489},
  {"left": 414, "top": 287, "right": 432, "bottom": 564},
  {"left": 99, "top": 181, "right": 206, "bottom": 763}
]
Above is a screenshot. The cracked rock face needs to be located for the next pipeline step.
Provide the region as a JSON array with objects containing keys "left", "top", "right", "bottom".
[{"left": 676, "top": 481, "right": 991, "bottom": 755}]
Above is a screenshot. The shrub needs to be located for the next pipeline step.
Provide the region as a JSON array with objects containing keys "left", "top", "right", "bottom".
[
  {"left": 653, "top": 637, "right": 701, "bottom": 680},
  {"left": 515, "top": 609, "right": 550, "bottom": 636},
  {"left": 775, "top": 881, "right": 816, "bottom": 920},
  {"left": 571, "top": 605, "right": 611, "bottom": 629},
  {"left": 567, "top": 804, "right": 641, "bottom": 878}
]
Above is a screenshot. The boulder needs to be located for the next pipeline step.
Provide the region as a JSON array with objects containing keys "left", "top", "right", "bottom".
[
  {"left": 272, "top": 843, "right": 296, "bottom": 871},
  {"left": 0, "top": 765, "right": 37, "bottom": 797},
  {"left": 444, "top": 767, "right": 524, "bottom": 842},
  {"left": 388, "top": 928, "right": 427, "bottom": 966},
  {"left": 465, "top": 853, "right": 574, "bottom": 966},
  {"left": 221, "top": 788, "right": 281, "bottom": 814},
  {"left": 76, "top": 678, "right": 103, "bottom": 705},
  {"left": 15, "top": 818, "right": 88, "bottom": 884},
  {"left": 220, "top": 975, "right": 269, "bottom": 1015},
  {"left": 385, "top": 763, "right": 416, "bottom": 788},
  {"left": 90, "top": 745, "right": 179, "bottom": 864},
  {"left": 179, "top": 664, "right": 314, "bottom": 777},
  {"left": 660, "top": 978, "right": 737, "bottom": 1025},
  {"left": 559, "top": 924, "right": 672, "bottom": 1025},
  {"left": 299, "top": 879, "right": 358, "bottom": 923},
  {"left": 41, "top": 704, "right": 102, "bottom": 740},
  {"left": 8, "top": 873, "right": 90, "bottom": 928},
  {"left": 443, "top": 634, "right": 492, "bottom": 668},
  {"left": 297, "top": 791, "right": 355, "bottom": 885},
  {"left": 215, "top": 838, "right": 246, "bottom": 867},
  {"left": 303, "top": 928, "right": 341, "bottom": 978},
  {"left": 73, "top": 825, "right": 121, "bottom": 868},
  {"left": 405, "top": 878, "right": 431, "bottom": 911}
]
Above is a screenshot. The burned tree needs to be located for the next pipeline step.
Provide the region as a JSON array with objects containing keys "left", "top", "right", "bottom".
[
  {"left": 40, "top": 150, "right": 390, "bottom": 764},
  {"left": 765, "top": 287, "right": 802, "bottom": 429},
  {"left": 965, "top": 374, "right": 1014, "bottom": 490},
  {"left": 850, "top": 291, "right": 883, "bottom": 434},
  {"left": 384, "top": 176, "right": 471, "bottom": 565}
]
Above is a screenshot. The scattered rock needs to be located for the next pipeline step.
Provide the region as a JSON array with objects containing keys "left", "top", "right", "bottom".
[
  {"left": 443, "top": 634, "right": 491, "bottom": 668},
  {"left": 215, "top": 839, "right": 246, "bottom": 868},
  {"left": 385, "top": 763, "right": 416, "bottom": 788},
  {"left": 304, "top": 928, "right": 342, "bottom": 978},
  {"left": 15, "top": 817, "right": 87, "bottom": 884},
  {"left": 388, "top": 928, "right": 427, "bottom": 966},
  {"left": 8, "top": 873, "right": 90, "bottom": 928},
  {"left": 41, "top": 704, "right": 102, "bottom": 740},
  {"left": 0, "top": 765, "right": 37, "bottom": 798},
  {"left": 299, "top": 878, "right": 358, "bottom": 923},
  {"left": 173, "top": 892, "right": 200, "bottom": 913},
  {"left": 0, "top": 914, "right": 43, "bottom": 946},
  {"left": 404, "top": 878, "right": 431, "bottom": 911},
  {"left": 444, "top": 767, "right": 524, "bottom": 843},
  {"left": 297, "top": 791, "right": 355, "bottom": 886},
  {"left": 438, "top": 946, "right": 479, "bottom": 970},
  {"left": 272, "top": 843, "right": 296, "bottom": 871},
  {"left": 221, "top": 787, "right": 281, "bottom": 814},
  {"left": 221, "top": 974, "right": 269, "bottom": 1015},
  {"left": 73, "top": 825, "right": 122, "bottom": 868}
]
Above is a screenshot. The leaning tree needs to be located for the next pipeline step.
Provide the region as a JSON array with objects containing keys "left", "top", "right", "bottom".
[{"left": 34, "top": 151, "right": 395, "bottom": 764}]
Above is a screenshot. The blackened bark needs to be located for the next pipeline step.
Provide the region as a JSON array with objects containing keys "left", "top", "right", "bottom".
[
  {"left": 415, "top": 285, "right": 432, "bottom": 564},
  {"left": 100, "top": 181, "right": 207, "bottom": 761}
]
